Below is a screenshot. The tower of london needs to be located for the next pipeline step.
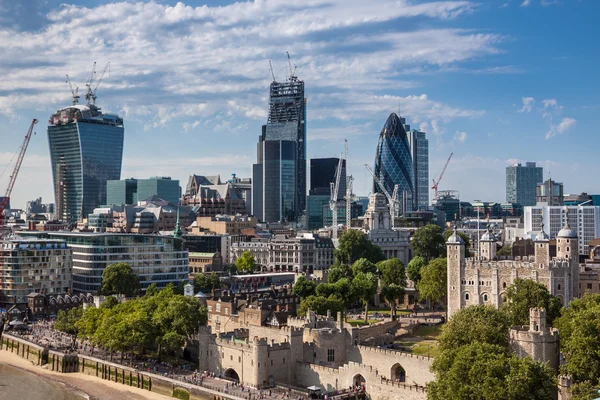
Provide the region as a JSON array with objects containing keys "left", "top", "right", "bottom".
[{"left": 446, "top": 220, "right": 580, "bottom": 318}]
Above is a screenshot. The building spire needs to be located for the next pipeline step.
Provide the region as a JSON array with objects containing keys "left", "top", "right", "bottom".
[{"left": 173, "top": 206, "right": 182, "bottom": 238}]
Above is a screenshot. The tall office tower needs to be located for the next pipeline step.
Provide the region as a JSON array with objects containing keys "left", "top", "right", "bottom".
[
  {"left": 536, "top": 178, "right": 564, "bottom": 206},
  {"left": 310, "top": 157, "right": 346, "bottom": 198},
  {"left": 252, "top": 69, "right": 306, "bottom": 223},
  {"left": 373, "top": 113, "right": 414, "bottom": 213},
  {"left": 408, "top": 129, "right": 429, "bottom": 210},
  {"left": 48, "top": 103, "right": 124, "bottom": 225},
  {"left": 506, "top": 162, "right": 543, "bottom": 206}
]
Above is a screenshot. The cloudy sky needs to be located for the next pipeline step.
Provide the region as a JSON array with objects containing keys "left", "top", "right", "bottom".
[{"left": 0, "top": 0, "right": 598, "bottom": 210}]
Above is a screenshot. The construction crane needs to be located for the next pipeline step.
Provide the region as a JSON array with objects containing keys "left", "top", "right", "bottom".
[
  {"left": 364, "top": 164, "right": 399, "bottom": 228},
  {"left": 345, "top": 175, "right": 354, "bottom": 228},
  {"left": 286, "top": 51, "right": 297, "bottom": 81},
  {"left": 65, "top": 74, "right": 80, "bottom": 105},
  {"left": 432, "top": 152, "right": 453, "bottom": 200},
  {"left": 85, "top": 62, "right": 110, "bottom": 105},
  {"left": 329, "top": 150, "right": 344, "bottom": 240},
  {"left": 269, "top": 60, "right": 276, "bottom": 82},
  {"left": 0, "top": 119, "right": 38, "bottom": 305}
]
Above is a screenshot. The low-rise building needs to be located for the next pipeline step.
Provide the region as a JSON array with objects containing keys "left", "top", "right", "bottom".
[
  {"left": 189, "top": 252, "right": 223, "bottom": 274},
  {"left": 189, "top": 215, "right": 258, "bottom": 235}
]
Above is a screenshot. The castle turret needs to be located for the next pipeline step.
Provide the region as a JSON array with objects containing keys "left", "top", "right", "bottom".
[
  {"left": 253, "top": 336, "right": 269, "bottom": 388},
  {"left": 534, "top": 222, "right": 550, "bottom": 267},
  {"left": 556, "top": 210, "right": 579, "bottom": 300},
  {"left": 480, "top": 228, "right": 496, "bottom": 261},
  {"left": 446, "top": 227, "right": 465, "bottom": 318},
  {"left": 509, "top": 307, "right": 560, "bottom": 372}
]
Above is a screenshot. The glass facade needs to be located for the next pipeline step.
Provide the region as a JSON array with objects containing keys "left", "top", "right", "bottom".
[
  {"left": 137, "top": 177, "right": 181, "bottom": 205},
  {"left": 263, "top": 140, "right": 297, "bottom": 223},
  {"left": 310, "top": 158, "right": 346, "bottom": 199},
  {"left": 373, "top": 113, "right": 414, "bottom": 213},
  {"left": 20, "top": 232, "right": 188, "bottom": 293},
  {"left": 306, "top": 194, "right": 330, "bottom": 229},
  {"left": 506, "top": 162, "right": 543, "bottom": 206},
  {"left": 48, "top": 105, "right": 124, "bottom": 225},
  {"left": 409, "top": 130, "right": 429, "bottom": 209},
  {"left": 106, "top": 179, "right": 137, "bottom": 206}
]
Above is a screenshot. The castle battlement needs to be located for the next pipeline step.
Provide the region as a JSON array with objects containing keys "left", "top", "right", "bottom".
[
  {"left": 215, "top": 337, "right": 253, "bottom": 349},
  {"left": 464, "top": 259, "right": 535, "bottom": 269},
  {"left": 465, "top": 255, "right": 535, "bottom": 263},
  {"left": 549, "top": 258, "right": 572, "bottom": 269},
  {"left": 357, "top": 345, "right": 433, "bottom": 361},
  {"left": 267, "top": 341, "right": 291, "bottom": 351},
  {"left": 296, "top": 362, "right": 338, "bottom": 373},
  {"left": 380, "top": 378, "right": 427, "bottom": 393},
  {"left": 278, "top": 325, "right": 304, "bottom": 336},
  {"left": 509, "top": 326, "right": 559, "bottom": 339}
]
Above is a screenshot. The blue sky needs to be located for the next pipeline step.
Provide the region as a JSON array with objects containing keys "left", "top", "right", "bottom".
[{"left": 0, "top": 0, "right": 598, "bottom": 210}]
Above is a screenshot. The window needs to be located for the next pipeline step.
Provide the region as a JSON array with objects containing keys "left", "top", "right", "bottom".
[
  {"left": 465, "top": 293, "right": 470, "bottom": 301},
  {"left": 483, "top": 294, "right": 488, "bottom": 302},
  {"left": 503, "top": 282, "right": 507, "bottom": 289},
  {"left": 557, "top": 284, "right": 561, "bottom": 291},
  {"left": 327, "top": 349, "right": 335, "bottom": 362},
  {"left": 207, "top": 305, "right": 213, "bottom": 312},
  {"left": 271, "top": 360, "right": 273, "bottom": 366},
  {"left": 588, "top": 283, "right": 593, "bottom": 290},
  {"left": 216, "top": 303, "right": 221, "bottom": 312}
]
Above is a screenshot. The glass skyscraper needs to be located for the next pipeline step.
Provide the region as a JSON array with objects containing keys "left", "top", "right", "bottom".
[
  {"left": 373, "top": 113, "right": 414, "bottom": 213},
  {"left": 408, "top": 129, "right": 429, "bottom": 210},
  {"left": 48, "top": 104, "right": 124, "bottom": 225},
  {"left": 252, "top": 72, "right": 306, "bottom": 223},
  {"left": 506, "top": 162, "right": 543, "bottom": 206}
]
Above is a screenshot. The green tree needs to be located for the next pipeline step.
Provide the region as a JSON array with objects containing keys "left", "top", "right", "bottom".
[
  {"left": 555, "top": 294, "right": 600, "bottom": 384},
  {"left": 443, "top": 230, "right": 471, "bottom": 257},
  {"left": 193, "top": 272, "right": 222, "bottom": 294},
  {"left": 327, "top": 263, "right": 352, "bottom": 284},
  {"left": 99, "top": 262, "right": 140, "bottom": 297},
  {"left": 438, "top": 305, "right": 511, "bottom": 352},
  {"left": 54, "top": 306, "right": 83, "bottom": 340},
  {"left": 351, "top": 258, "right": 377, "bottom": 276},
  {"left": 235, "top": 251, "right": 256, "bottom": 273},
  {"left": 428, "top": 342, "right": 556, "bottom": 400},
  {"left": 410, "top": 225, "right": 446, "bottom": 261},
  {"left": 292, "top": 276, "right": 317, "bottom": 299},
  {"left": 497, "top": 244, "right": 512, "bottom": 257},
  {"left": 333, "top": 277, "right": 354, "bottom": 307},
  {"left": 377, "top": 258, "right": 407, "bottom": 317},
  {"left": 407, "top": 256, "right": 427, "bottom": 284},
  {"left": 416, "top": 257, "right": 447, "bottom": 306},
  {"left": 501, "top": 278, "right": 562, "bottom": 326},
  {"left": 297, "top": 295, "right": 344, "bottom": 317},
  {"left": 335, "top": 229, "right": 384, "bottom": 265},
  {"left": 315, "top": 283, "right": 335, "bottom": 298},
  {"left": 351, "top": 272, "right": 379, "bottom": 323}
]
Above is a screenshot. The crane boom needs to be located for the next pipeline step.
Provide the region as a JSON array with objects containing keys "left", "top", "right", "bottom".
[
  {"left": 65, "top": 75, "right": 79, "bottom": 105},
  {"left": 330, "top": 150, "right": 344, "bottom": 239},
  {"left": 1, "top": 118, "right": 38, "bottom": 305},
  {"left": 432, "top": 152, "right": 453, "bottom": 199},
  {"left": 269, "top": 60, "right": 276, "bottom": 82},
  {"left": 345, "top": 175, "right": 354, "bottom": 229}
]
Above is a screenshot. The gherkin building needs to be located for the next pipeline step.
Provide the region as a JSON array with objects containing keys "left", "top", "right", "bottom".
[{"left": 373, "top": 113, "right": 414, "bottom": 212}]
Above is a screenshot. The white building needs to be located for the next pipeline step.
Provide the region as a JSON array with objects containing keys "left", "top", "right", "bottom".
[{"left": 524, "top": 206, "right": 600, "bottom": 254}]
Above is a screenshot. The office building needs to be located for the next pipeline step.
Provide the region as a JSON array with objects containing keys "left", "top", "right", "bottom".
[
  {"left": 306, "top": 195, "right": 331, "bottom": 230},
  {"left": 524, "top": 205, "right": 600, "bottom": 254},
  {"left": 310, "top": 158, "right": 346, "bottom": 198},
  {"left": 0, "top": 237, "right": 71, "bottom": 305},
  {"left": 48, "top": 103, "right": 124, "bottom": 225},
  {"left": 252, "top": 71, "right": 306, "bottom": 223},
  {"left": 506, "top": 162, "right": 543, "bottom": 206},
  {"left": 106, "top": 177, "right": 181, "bottom": 207},
  {"left": 536, "top": 178, "right": 564, "bottom": 206},
  {"left": 106, "top": 179, "right": 138, "bottom": 206},
  {"left": 373, "top": 113, "right": 414, "bottom": 213},
  {"left": 189, "top": 215, "right": 258, "bottom": 235},
  {"left": 564, "top": 193, "right": 600, "bottom": 206},
  {"left": 183, "top": 175, "right": 247, "bottom": 216},
  {"left": 432, "top": 190, "right": 460, "bottom": 223},
  {"left": 20, "top": 231, "right": 188, "bottom": 293},
  {"left": 408, "top": 129, "right": 429, "bottom": 210}
]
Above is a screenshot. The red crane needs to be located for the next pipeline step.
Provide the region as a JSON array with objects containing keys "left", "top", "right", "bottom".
[
  {"left": 432, "top": 152, "right": 453, "bottom": 200},
  {"left": 1, "top": 118, "right": 38, "bottom": 305}
]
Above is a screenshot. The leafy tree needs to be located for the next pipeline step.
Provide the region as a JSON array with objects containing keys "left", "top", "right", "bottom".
[
  {"left": 410, "top": 224, "right": 446, "bottom": 261},
  {"left": 416, "top": 257, "right": 447, "bottom": 306},
  {"left": 315, "top": 283, "right": 335, "bottom": 298},
  {"left": 99, "top": 262, "right": 140, "bottom": 297},
  {"left": 555, "top": 294, "right": 600, "bottom": 384},
  {"left": 335, "top": 229, "right": 384, "bottom": 265},
  {"left": 570, "top": 381, "right": 600, "bottom": 400},
  {"left": 407, "top": 256, "right": 427, "bottom": 284},
  {"left": 351, "top": 258, "right": 377, "bottom": 276},
  {"left": 438, "top": 305, "right": 511, "bottom": 352},
  {"left": 443, "top": 230, "right": 471, "bottom": 257},
  {"left": 235, "top": 251, "right": 256, "bottom": 273},
  {"left": 333, "top": 277, "right": 355, "bottom": 307},
  {"left": 292, "top": 276, "right": 317, "bottom": 299},
  {"left": 327, "top": 263, "right": 352, "bottom": 284},
  {"left": 54, "top": 306, "right": 83, "bottom": 339},
  {"left": 377, "top": 258, "right": 407, "bottom": 317},
  {"left": 297, "top": 295, "right": 345, "bottom": 317},
  {"left": 194, "top": 272, "right": 222, "bottom": 294},
  {"left": 100, "top": 295, "right": 120, "bottom": 309},
  {"left": 351, "top": 272, "right": 379, "bottom": 323},
  {"left": 501, "top": 278, "right": 562, "bottom": 326},
  {"left": 428, "top": 342, "right": 556, "bottom": 400},
  {"left": 497, "top": 244, "right": 512, "bottom": 257}
]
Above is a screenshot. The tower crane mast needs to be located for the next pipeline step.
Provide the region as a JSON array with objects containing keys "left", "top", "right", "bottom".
[
  {"left": 364, "top": 164, "right": 399, "bottom": 228},
  {"left": 432, "top": 152, "right": 453, "bottom": 200},
  {"left": 1, "top": 118, "right": 38, "bottom": 305},
  {"left": 330, "top": 147, "right": 344, "bottom": 240}
]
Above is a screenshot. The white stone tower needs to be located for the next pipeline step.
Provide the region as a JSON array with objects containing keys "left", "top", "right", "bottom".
[
  {"left": 479, "top": 228, "right": 496, "bottom": 261},
  {"left": 556, "top": 210, "right": 580, "bottom": 300},
  {"left": 363, "top": 193, "right": 390, "bottom": 232},
  {"left": 446, "top": 227, "right": 465, "bottom": 319}
]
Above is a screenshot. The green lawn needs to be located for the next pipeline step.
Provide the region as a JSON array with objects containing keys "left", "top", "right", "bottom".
[
  {"left": 393, "top": 324, "right": 443, "bottom": 358},
  {"left": 414, "top": 324, "right": 443, "bottom": 338}
]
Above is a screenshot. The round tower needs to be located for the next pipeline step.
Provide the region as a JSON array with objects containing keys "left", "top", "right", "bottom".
[
  {"left": 446, "top": 227, "right": 465, "bottom": 319},
  {"left": 556, "top": 210, "right": 579, "bottom": 300},
  {"left": 480, "top": 228, "right": 496, "bottom": 261}
]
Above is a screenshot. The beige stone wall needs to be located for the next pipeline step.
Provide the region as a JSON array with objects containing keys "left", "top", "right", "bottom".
[
  {"left": 356, "top": 320, "right": 399, "bottom": 343},
  {"left": 509, "top": 327, "right": 560, "bottom": 372}
]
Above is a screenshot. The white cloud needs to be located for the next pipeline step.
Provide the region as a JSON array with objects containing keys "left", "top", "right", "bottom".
[
  {"left": 453, "top": 131, "right": 468, "bottom": 144},
  {"left": 518, "top": 97, "right": 535, "bottom": 113},
  {"left": 521, "top": 0, "right": 532, "bottom": 6},
  {"left": 545, "top": 117, "right": 576, "bottom": 139}
]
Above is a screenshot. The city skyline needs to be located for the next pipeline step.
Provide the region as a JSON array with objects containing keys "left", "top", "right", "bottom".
[{"left": 1, "top": 0, "right": 599, "bottom": 209}]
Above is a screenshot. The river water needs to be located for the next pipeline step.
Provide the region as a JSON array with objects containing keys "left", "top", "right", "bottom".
[{"left": 0, "top": 363, "right": 86, "bottom": 400}]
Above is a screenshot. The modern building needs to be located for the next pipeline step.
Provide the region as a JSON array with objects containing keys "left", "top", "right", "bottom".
[
  {"left": 106, "top": 177, "right": 181, "bottom": 207},
  {"left": 373, "top": 113, "right": 414, "bottom": 214},
  {"left": 189, "top": 215, "right": 258, "bottom": 236},
  {"left": 563, "top": 193, "right": 600, "bottom": 206},
  {"left": 524, "top": 206, "right": 600, "bottom": 254},
  {"left": 506, "top": 162, "right": 543, "bottom": 206},
  {"left": 306, "top": 195, "right": 330, "bottom": 230},
  {"left": 25, "top": 197, "right": 54, "bottom": 215},
  {"left": 252, "top": 72, "right": 306, "bottom": 223},
  {"left": 536, "top": 178, "right": 564, "bottom": 206},
  {"left": 432, "top": 190, "right": 460, "bottom": 223},
  {"left": 48, "top": 103, "right": 124, "bottom": 225},
  {"left": 20, "top": 231, "right": 188, "bottom": 293},
  {"left": 408, "top": 129, "right": 429, "bottom": 210},
  {"left": 310, "top": 158, "right": 346, "bottom": 198},
  {"left": 0, "top": 237, "right": 72, "bottom": 305}
]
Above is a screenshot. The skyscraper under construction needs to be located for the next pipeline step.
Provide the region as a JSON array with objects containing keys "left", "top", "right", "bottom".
[
  {"left": 48, "top": 72, "right": 124, "bottom": 225},
  {"left": 252, "top": 61, "right": 306, "bottom": 223}
]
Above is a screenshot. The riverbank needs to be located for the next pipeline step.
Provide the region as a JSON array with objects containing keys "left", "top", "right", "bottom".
[{"left": 0, "top": 349, "right": 174, "bottom": 400}]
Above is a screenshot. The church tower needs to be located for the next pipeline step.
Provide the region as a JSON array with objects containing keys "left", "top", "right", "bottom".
[
  {"left": 446, "top": 227, "right": 465, "bottom": 319},
  {"left": 363, "top": 192, "right": 390, "bottom": 232}
]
